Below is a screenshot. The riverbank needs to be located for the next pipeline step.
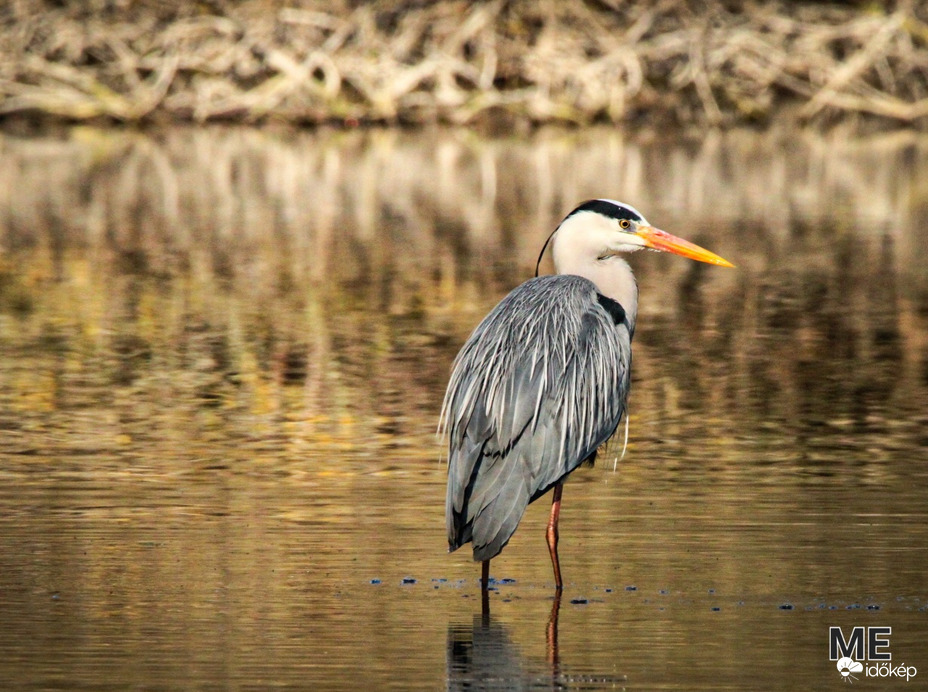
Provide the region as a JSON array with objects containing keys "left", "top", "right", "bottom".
[{"left": 2, "top": 1, "right": 928, "bottom": 129}]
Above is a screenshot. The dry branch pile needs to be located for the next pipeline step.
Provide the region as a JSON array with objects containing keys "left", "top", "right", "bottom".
[{"left": 3, "top": 0, "right": 928, "bottom": 127}]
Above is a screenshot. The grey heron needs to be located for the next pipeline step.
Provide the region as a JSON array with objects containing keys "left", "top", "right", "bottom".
[{"left": 441, "top": 199, "right": 733, "bottom": 590}]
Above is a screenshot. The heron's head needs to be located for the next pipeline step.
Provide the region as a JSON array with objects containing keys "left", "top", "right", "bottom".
[{"left": 536, "top": 199, "right": 734, "bottom": 276}]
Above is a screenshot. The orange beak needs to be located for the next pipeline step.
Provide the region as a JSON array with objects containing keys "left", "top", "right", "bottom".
[{"left": 636, "top": 226, "right": 735, "bottom": 268}]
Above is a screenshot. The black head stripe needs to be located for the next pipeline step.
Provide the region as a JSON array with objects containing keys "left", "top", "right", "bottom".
[{"left": 565, "top": 199, "right": 642, "bottom": 223}]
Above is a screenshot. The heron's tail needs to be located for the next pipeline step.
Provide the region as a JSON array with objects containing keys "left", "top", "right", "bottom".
[{"left": 447, "top": 448, "right": 531, "bottom": 562}]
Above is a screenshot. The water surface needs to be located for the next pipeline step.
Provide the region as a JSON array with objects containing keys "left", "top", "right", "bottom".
[{"left": 1, "top": 125, "right": 927, "bottom": 690}]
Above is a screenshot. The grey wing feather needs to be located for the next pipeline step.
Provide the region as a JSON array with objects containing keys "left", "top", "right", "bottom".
[{"left": 441, "top": 275, "right": 631, "bottom": 561}]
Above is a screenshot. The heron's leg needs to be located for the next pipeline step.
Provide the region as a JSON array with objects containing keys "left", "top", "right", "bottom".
[
  {"left": 546, "top": 481, "right": 564, "bottom": 589},
  {"left": 481, "top": 561, "right": 491, "bottom": 620},
  {"left": 547, "top": 589, "right": 562, "bottom": 668}
]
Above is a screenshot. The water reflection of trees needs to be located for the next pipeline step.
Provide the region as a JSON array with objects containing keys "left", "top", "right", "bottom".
[{"left": 1, "top": 126, "right": 927, "bottom": 467}]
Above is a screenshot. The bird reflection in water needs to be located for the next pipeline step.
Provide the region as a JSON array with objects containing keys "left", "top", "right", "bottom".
[
  {"left": 446, "top": 592, "right": 564, "bottom": 690},
  {"left": 447, "top": 591, "right": 627, "bottom": 690}
]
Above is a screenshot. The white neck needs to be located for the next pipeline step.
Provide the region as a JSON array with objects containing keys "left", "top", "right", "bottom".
[{"left": 554, "top": 251, "right": 638, "bottom": 333}]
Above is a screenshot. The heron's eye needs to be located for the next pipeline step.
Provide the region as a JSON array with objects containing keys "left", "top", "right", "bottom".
[{"left": 618, "top": 219, "right": 631, "bottom": 230}]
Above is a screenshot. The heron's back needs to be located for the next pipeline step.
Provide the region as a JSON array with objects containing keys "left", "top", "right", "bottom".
[{"left": 442, "top": 275, "right": 632, "bottom": 561}]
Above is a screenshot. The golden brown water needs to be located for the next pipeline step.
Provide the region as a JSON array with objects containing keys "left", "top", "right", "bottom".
[{"left": 1, "top": 125, "right": 927, "bottom": 690}]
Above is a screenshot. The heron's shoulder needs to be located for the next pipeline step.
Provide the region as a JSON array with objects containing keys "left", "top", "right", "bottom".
[
  {"left": 521, "top": 274, "right": 598, "bottom": 291},
  {"left": 504, "top": 274, "right": 600, "bottom": 305},
  {"left": 509, "top": 275, "right": 628, "bottom": 323},
  {"left": 466, "top": 275, "right": 601, "bottom": 344}
]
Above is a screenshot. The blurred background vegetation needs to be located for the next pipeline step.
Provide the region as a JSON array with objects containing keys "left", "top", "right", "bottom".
[
  {"left": 2, "top": 126, "right": 928, "bottom": 467},
  {"left": 3, "top": 0, "right": 928, "bottom": 128}
]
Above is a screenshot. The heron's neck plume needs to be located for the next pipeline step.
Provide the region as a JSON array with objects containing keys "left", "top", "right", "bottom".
[{"left": 553, "top": 249, "right": 639, "bottom": 333}]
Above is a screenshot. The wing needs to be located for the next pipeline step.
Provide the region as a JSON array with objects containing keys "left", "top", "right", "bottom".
[{"left": 441, "top": 274, "right": 632, "bottom": 561}]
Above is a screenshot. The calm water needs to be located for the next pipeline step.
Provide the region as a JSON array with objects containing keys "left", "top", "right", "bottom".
[{"left": 1, "top": 125, "right": 927, "bottom": 690}]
